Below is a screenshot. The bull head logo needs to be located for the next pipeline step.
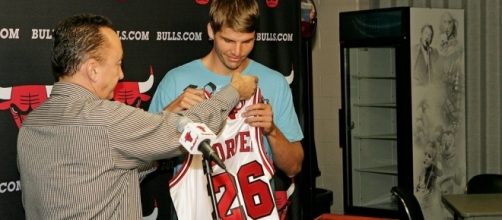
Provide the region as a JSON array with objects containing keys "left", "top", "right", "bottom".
[
  {"left": 0, "top": 66, "right": 154, "bottom": 129},
  {"left": 0, "top": 85, "right": 52, "bottom": 128},
  {"left": 184, "top": 131, "right": 194, "bottom": 143},
  {"left": 195, "top": 0, "right": 209, "bottom": 5},
  {"left": 228, "top": 100, "right": 245, "bottom": 120},
  {"left": 113, "top": 65, "right": 154, "bottom": 108},
  {"left": 266, "top": 0, "right": 279, "bottom": 8}
]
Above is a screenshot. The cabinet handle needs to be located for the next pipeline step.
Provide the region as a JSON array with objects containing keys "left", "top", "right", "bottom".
[{"left": 339, "top": 109, "right": 345, "bottom": 149}]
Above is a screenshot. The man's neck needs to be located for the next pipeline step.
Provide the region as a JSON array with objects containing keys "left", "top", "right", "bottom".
[
  {"left": 59, "top": 74, "right": 99, "bottom": 97},
  {"left": 202, "top": 52, "right": 249, "bottom": 76}
]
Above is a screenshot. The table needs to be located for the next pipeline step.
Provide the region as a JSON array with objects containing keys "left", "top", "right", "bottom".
[
  {"left": 315, "top": 213, "right": 396, "bottom": 220},
  {"left": 442, "top": 193, "right": 502, "bottom": 220}
]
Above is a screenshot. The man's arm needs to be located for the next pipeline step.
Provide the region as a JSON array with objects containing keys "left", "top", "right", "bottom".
[
  {"left": 109, "top": 73, "right": 257, "bottom": 168},
  {"left": 265, "top": 125, "right": 304, "bottom": 177},
  {"left": 157, "top": 70, "right": 257, "bottom": 113},
  {"left": 176, "top": 72, "right": 257, "bottom": 133},
  {"left": 180, "top": 85, "right": 238, "bottom": 133},
  {"left": 163, "top": 87, "right": 205, "bottom": 113}
]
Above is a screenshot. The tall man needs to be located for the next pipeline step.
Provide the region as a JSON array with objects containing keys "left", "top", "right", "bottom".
[
  {"left": 149, "top": 0, "right": 304, "bottom": 218},
  {"left": 413, "top": 24, "right": 439, "bottom": 86},
  {"left": 17, "top": 13, "right": 256, "bottom": 220}
]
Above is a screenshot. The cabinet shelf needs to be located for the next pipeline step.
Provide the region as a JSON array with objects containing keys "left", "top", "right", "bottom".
[
  {"left": 351, "top": 74, "right": 396, "bottom": 79},
  {"left": 353, "top": 134, "right": 397, "bottom": 140},
  {"left": 354, "top": 103, "right": 396, "bottom": 108},
  {"left": 355, "top": 165, "right": 398, "bottom": 175},
  {"left": 361, "top": 193, "right": 398, "bottom": 210}
]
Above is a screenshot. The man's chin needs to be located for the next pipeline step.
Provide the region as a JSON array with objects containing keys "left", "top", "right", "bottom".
[{"left": 225, "top": 63, "right": 240, "bottom": 71}]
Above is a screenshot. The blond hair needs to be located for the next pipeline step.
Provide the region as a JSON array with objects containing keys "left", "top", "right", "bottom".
[{"left": 209, "top": 0, "right": 259, "bottom": 33}]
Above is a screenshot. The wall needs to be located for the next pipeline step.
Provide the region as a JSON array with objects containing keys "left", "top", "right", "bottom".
[
  {"left": 314, "top": 0, "right": 502, "bottom": 214},
  {"left": 311, "top": 0, "right": 369, "bottom": 213},
  {"left": 0, "top": 1, "right": 300, "bottom": 218}
]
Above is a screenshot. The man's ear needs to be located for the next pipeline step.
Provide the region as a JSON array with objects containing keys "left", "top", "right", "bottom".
[
  {"left": 84, "top": 58, "right": 99, "bottom": 82},
  {"left": 207, "top": 23, "right": 214, "bottom": 40}
]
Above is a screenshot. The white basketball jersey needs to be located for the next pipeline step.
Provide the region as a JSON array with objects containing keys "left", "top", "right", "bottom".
[{"left": 169, "top": 88, "right": 278, "bottom": 220}]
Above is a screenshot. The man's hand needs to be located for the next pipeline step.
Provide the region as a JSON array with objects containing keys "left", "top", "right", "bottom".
[
  {"left": 242, "top": 103, "right": 275, "bottom": 135},
  {"left": 244, "top": 102, "right": 304, "bottom": 177},
  {"left": 163, "top": 87, "right": 205, "bottom": 113},
  {"left": 230, "top": 72, "right": 257, "bottom": 100}
]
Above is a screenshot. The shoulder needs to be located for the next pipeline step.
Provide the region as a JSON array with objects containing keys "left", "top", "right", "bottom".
[
  {"left": 94, "top": 100, "right": 155, "bottom": 126},
  {"left": 166, "top": 60, "right": 201, "bottom": 76},
  {"left": 248, "top": 60, "right": 278, "bottom": 73},
  {"left": 245, "top": 61, "right": 295, "bottom": 104},
  {"left": 157, "top": 59, "right": 202, "bottom": 87},
  {"left": 412, "top": 44, "right": 421, "bottom": 55},
  {"left": 89, "top": 99, "right": 132, "bottom": 116},
  {"left": 247, "top": 60, "right": 286, "bottom": 82}
]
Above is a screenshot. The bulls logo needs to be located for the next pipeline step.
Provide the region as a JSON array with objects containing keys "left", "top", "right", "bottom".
[
  {"left": 285, "top": 64, "right": 294, "bottom": 85},
  {"left": 184, "top": 131, "right": 194, "bottom": 143},
  {"left": 196, "top": 125, "right": 207, "bottom": 132},
  {"left": 195, "top": 0, "right": 209, "bottom": 5},
  {"left": 112, "top": 65, "right": 154, "bottom": 108},
  {"left": 265, "top": 0, "right": 279, "bottom": 8},
  {"left": 0, "top": 85, "right": 52, "bottom": 128},
  {"left": 0, "top": 66, "right": 154, "bottom": 129},
  {"left": 228, "top": 100, "right": 245, "bottom": 120}
]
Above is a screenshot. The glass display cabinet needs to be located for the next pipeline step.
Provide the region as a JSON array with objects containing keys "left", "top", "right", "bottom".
[
  {"left": 339, "top": 7, "right": 465, "bottom": 219},
  {"left": 344, "top": 47, "right": 399, "bottom": 215}
]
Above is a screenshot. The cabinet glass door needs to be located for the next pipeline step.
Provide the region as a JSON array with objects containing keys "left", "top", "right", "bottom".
[{"left": 344, "top": 47, "right": 398, "bottom": 211}]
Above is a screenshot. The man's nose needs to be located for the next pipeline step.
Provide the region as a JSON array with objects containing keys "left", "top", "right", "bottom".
[
  {"left": 232, "top": 43, "right": 242, "bottom": 56},
  {"left": 119, "top": 69, "right": 124, "bottom": 80}
]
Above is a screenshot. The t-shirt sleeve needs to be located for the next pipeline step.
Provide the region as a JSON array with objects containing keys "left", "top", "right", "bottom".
[
  {"left": 272, "top": 76, "right": 304, "bottom": 142},
  {"left": 148, "top": 71, "right": 178, "bottom": 113}
]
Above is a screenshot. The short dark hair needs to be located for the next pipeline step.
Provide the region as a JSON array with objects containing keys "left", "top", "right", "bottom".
[
  {"left": 420, "top": 24, "right": 434, "bottom": 40},
  {"left": 51, "top": 14, "right": 114, "bottom": 80},
  {"left": 209, "top": 0, "right": 259, "bottom": 33}
]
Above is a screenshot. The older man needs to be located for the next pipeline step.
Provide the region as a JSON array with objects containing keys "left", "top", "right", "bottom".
[{"left": 17, "top": 13, "right": 256, "bottom": 220}]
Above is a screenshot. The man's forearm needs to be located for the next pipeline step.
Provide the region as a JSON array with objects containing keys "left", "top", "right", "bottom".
[
  {"left": 181, "top": 85, "right": 239, "bottom": 134},
  {"left": 267, "top": 127, "right": 304, "bottom": 177}
]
